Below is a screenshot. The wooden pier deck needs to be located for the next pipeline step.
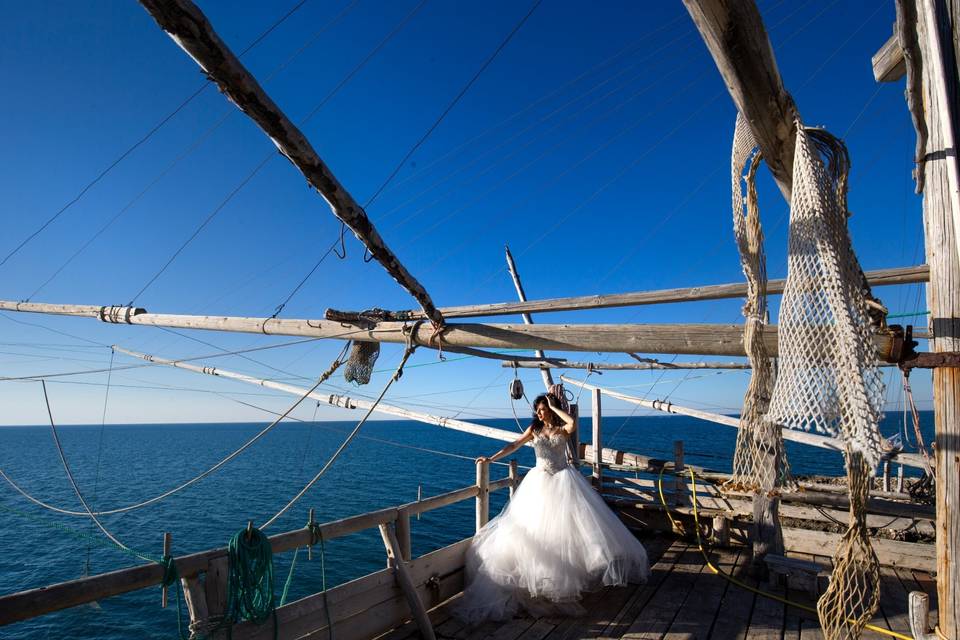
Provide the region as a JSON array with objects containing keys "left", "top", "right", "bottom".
[{"left": 380, "top": 535, "right": 936, "bottom": 640}]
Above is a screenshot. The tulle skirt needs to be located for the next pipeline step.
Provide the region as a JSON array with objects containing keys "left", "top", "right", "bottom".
[{"left": 456, "top": 465, "right": 650, "bottom": 624}]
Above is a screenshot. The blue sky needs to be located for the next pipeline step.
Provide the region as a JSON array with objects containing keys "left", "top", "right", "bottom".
[{"left": 0, "top": 0, "right": 930, "bottom": 426}]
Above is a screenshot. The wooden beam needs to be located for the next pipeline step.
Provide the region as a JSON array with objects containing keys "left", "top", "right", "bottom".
[
  {"left": 137, "top": 0, "right": 443, "bottom": 325},
  {"left": 561, "top": 376, "right": 928, "bottom": 470},
  {"left": 502, "top": 360, "right": 750, "bottom": 370},
  {"left": 504, "top": 245, "right": 553, "bottom": 389},
  {"left": 378, "top": 523, "right": 435, "bottom": 640},
  {"left": 682, "top": 0, "right": 799, "bottom": 200},
  {"left": 915, "top": 0, "right": 960, "bottom": 634},
  {"left": 393, "top": 264, "right": 928, "bottom": 320},
  {"left": 873, "top": 31, "right": 907, "bottom": 82},
  {"left": 0, "top": 300, "right": 906, "bottom": 359}
]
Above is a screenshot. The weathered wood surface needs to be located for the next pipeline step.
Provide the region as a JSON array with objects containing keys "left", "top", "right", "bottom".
[
  {"left": 396, "top": 264, "right": 928, "bottom": 320},
  {"left": 4, "top": 300, "right": 912, "bottom": 358},
  {"left": 682, "top": 0, "right": 798, "bottom": 200},
  {"left": 0, "top": 474, "right": 505, "bottom": 626},
  {"left": 564, "top": 376, "right": 927, "bottom": 470},
  {"left": 592, "top": 388, "right": 603, "bottom": 487},
  {"left": 136, "top": 0, "right": 442, "bottom": 324},
  {"left": 476, "top": 459, "right": 490, "bottom": 531},
  {"left": 872, "top": 30, "right": 906, "bottom": 82},
  {"left": 395, "top": 538, "right": 922, "bottom": 639},
  {"left": 379, "top": 523, "right": 435, "bottom": 640},
  {"left": 915, "top": 0, "right": 960, "bottom": 634},
  {"left": 503, "top": 360, "right": 751, "bottom": 370},
  {"left": 0, "top": 300, "right": 900, "bottom": 357}
]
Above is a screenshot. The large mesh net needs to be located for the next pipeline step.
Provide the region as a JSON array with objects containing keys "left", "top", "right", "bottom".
[
  {"left": 764, "top": 124, "right": 886, "bottom": 471},
  {"left": 728, "top": 114, "right": 792, "bottom": 493},
  {"left": 344, "top": 340, "right": 380, "bottom": 386},
  {"left": 764, "top": 122, "right": 885, "bottom": 639}
]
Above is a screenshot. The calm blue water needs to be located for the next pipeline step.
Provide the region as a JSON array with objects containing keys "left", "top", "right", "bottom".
[{"left": 0, "top": 413, "right": 935, "bottom": 639}]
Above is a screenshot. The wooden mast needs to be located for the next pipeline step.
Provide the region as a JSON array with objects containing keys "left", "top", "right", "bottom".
[
  {"left": 136, "top": 0, "right": 444, "bottom": 326},
  {"left": 905, "top": 0, "right": 960, "bottom": 634},
  {"left": 504, "top": 245, "right": 554, "bottom": 388}
]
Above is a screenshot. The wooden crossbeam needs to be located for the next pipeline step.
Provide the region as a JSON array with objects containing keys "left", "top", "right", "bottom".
[
  {"left": 0, "top": 299, "right": 905, "bottom": 359},
  {"left": 137, "top": 0, "right": 443, "bottom": 325}
]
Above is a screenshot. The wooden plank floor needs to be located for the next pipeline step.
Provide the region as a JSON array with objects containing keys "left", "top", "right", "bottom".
[{"left": 379, "top": 535, "right": 932, "bottom": 640}]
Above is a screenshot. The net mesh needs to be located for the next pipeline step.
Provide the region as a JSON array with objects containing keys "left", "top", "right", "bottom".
[
  {"left": 728, "top": 114, "right": 792, "bottom": 493},
  {"left": 764, "top": 123, "right": 886, "bottom": 471},
  {"left": 764, "top": 122, "right": 885, "bottom": 639},
  {"left": 344, "top": 341, "right": 380, "bottom": 386}
]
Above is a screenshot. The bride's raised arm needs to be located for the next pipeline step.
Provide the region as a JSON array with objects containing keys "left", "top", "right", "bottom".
[
  {"left": 546, "top": 395, "right": 576, "bottom": 435},
  {"left": 476, "top": 426, "right": 535, "bottom": 465}
]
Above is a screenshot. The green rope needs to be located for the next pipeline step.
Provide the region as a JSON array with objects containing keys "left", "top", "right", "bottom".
[
  {"left": 224, "top": 526, "right": 277, "bottom": 640},
  {"left": 308, "top": 522, "right": 334, "bottom": 640},
  {"left": 887, "top": 310, "right": 929, "bottom": 319},
  {"left": 279, "top": 547, "right": 299, "bottom": 606}
]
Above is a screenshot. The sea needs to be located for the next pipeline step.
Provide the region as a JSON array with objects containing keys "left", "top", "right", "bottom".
[{"left": 0, "top": 412, "right": 935, "bottom": 639}]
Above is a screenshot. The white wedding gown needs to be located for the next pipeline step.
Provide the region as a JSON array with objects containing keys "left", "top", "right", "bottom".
[{"left": 456, "top": 430, "right": 650, "bottom": 623}]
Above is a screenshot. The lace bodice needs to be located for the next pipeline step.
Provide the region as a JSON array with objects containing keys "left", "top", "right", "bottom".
[{"left": 532, "top": 431, "right": 569, "bottom": 474}]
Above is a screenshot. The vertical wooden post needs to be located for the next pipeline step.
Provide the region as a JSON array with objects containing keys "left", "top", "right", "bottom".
[
  {"left": 713, "top": 516, "right": 730, "bottom": 547},
  {"left": 882, "top": 460, "right": 891, "bottom": 492},
  {"left": 379, "top": 523, "right": 436, "bottom": 640},
  {"left": 307, "top": 508, "right": 314, "bottom": 562},
  {"left": 914, "top": 0, "right": 960, "bottom": 634},
  {"left": 180, "top": 576, "right": 210, "bottom": 633},
  {"left": 508, "top": 460, "right": 519, "bottom": 499},
  {"left": 396, "top": 507, "right": 412, "bottom": 562},
  {"left": 476, "top": 459, "right": 489, "bottom": 532},
  {"left": 897, "top": 463, "right": 905, "bottom": 493},
  {"left": 161, "top": 532, "right": 171, "bottom": 608},
  {"left": 673, "top": 440, "right": 685, "bottom": 506},
  {"left": 592, "top": 388, "right": 603, "bottom": 487},
  {"left": 417, "top": 484, "right": 422, "bottom": 520}
]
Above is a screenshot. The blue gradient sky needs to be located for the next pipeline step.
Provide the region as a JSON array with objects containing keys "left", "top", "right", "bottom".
[{"left": 0, "top": 0, "right": 930, "bottom": 426}]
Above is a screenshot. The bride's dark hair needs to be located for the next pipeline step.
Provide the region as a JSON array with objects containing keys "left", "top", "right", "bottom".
[{"left": 530, "top": 393, "right": 557, "bottom": 431}]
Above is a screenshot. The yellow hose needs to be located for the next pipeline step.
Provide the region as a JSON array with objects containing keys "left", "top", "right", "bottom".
[{"left": 654, "top": 466, "right": 913, "bottom": 640}]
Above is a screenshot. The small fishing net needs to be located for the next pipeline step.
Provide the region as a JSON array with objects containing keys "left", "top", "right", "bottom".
[
  {"left": 764, "top": 122, "right": 885, "bottom": 639},
  {"left": 728, "top": 114, "right": 791, "bottom": 493},
  {"left": 344, "top": 340, "right": 380, "bottom": 386}
]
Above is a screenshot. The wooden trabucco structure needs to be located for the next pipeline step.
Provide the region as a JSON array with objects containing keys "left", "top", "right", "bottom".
[{"left": 0, "top": 0, "right": 958, "bottom": 638}]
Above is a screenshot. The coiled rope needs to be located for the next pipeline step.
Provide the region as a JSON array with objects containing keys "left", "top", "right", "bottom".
[{"left": 222, "top": 526, "right": 277, "bottom": 639}]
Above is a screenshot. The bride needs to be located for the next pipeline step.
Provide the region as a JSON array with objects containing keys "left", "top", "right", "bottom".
[{"left": 456, "top": 393, "right": 650, "bottom": 623}]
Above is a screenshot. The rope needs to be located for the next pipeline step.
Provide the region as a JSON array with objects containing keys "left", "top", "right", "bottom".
[
  {"left": 260, "top": 343, "right": 418, "bottom": 529},
  {"left": 308, "top": 522, "right": 335, "bottom": 640},
  {"left": 653, "top": 467, "right": 911, "bottom": 640},
  {"left": 223, "top": 526, "right": 277, "bottom": 639},
  {"left": 362, "top": 0, "right": 543, "bottom": 210},
  {"left": 5, "top": 346, "right": 350, "bottom": 517}
]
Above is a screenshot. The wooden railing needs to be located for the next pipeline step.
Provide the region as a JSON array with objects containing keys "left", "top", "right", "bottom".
[{"left": 0, "top": 464, "right": 520, "bottom": 640}]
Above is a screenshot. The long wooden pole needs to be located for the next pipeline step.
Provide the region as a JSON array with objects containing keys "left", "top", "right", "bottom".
[
  {"left": 681, "top": 0, "right": 799, "bottom": 200},
  {"left": 915, "top": 0, "right": 960, "bottom": 634},
  {"left": 392, "top": 264, "right": 927, "bottom": 320},
  {"left": 136, "top": 0, "right": 443, "bottom": 326},
  {"left": 504, "top": 245, "right": 553, "bottom": 388},
  {"left": 2, "top": 300, "right": 904, "bottom": 360},
  {"left": 561, "top": 376, "right": 927, "bottom": 470},
  {"left": 502, "top": 360, "right": 750, "bottom": 371}
]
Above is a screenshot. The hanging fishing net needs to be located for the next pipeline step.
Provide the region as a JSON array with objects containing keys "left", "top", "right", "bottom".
[
  {"left": 764, "top": 122, "right": 885, "bottom": 639},
  {"left": 727, "top": 114, "right": 791, "bottom": 493},
  {"left": 344, "top": 340, "right": 380, "bottom": 385}
]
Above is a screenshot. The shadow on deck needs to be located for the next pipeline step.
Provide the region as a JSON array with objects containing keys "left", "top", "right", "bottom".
[{"left": 379, "top": 535, "right": 936, "bottom": 640}]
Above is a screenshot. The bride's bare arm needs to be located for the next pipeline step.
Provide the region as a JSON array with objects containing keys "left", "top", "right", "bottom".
[
  {"left": 476, "top": 427, "right": 534, "bottom": 464},
  {"left": 546, "top": 395, "right": 576, "bottom": 434}
]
